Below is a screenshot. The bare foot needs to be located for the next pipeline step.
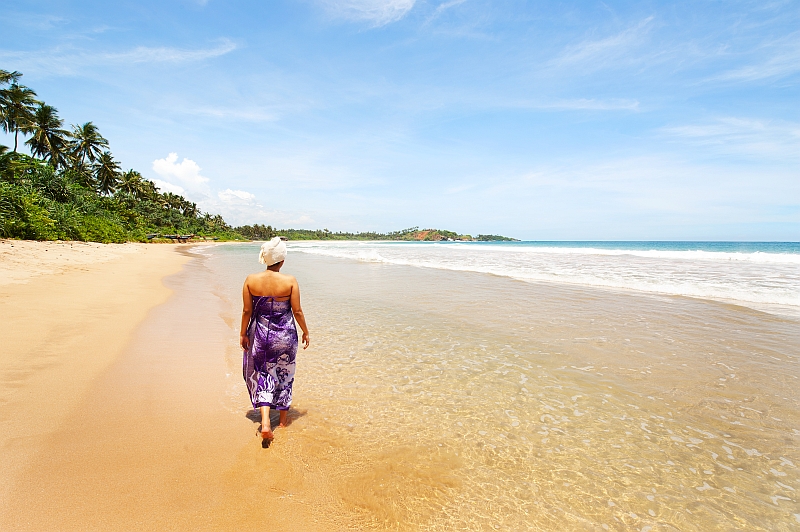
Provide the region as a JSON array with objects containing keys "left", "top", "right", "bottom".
[
  {"left": 260, "top": 423, "right": 274, "bottom": 441},
  {"left": 278, "top": 410, "right": 290, "bottom": 428}
]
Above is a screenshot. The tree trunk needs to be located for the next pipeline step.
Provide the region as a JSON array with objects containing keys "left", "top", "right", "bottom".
[{"left": 13, "top": 127, "right": 18, "bottom": 152}]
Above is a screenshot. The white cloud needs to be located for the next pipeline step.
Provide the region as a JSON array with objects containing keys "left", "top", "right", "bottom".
[
  {"left": 152, "top": 153, "right": 210, "bottom": 193},
  {"left": 319, "top": 0, "right": 416, "bottom": 27},
  {"left": 148, "top": 153, "right": 316, "bottom": 226},
  {"left": 152, "top": 179, "right": 185, "bottom": 195},
  {"left": 218, "top": 189, "right": 257, "bottom": 204}
]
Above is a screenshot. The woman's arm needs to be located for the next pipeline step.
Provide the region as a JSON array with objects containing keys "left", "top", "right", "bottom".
[
  {"left": 290, "top": 278, "right": 310, "bottom": 349},
  {"left": 240, "top": 278, "right": 253, "bottom": 350}
]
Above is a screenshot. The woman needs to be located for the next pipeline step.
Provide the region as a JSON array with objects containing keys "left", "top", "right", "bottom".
[{"left": 240, "top": 237, "right": 310, "bottom": 444}]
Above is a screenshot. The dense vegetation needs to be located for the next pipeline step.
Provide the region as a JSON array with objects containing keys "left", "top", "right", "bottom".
[
  {"left": 1, "top": 68, "right": 516, "bottom": 243},
  {"left": 0, "top": 69, "right": 243, "bottom": 242}
]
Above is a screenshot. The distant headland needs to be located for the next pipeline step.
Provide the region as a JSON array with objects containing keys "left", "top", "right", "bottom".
[{"left": 235, "top": 225, "right": 518, "bottom": 242}]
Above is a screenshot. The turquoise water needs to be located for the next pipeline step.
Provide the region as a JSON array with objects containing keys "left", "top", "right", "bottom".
[{"left": 494, "top": 241, "right": 800, "bottom": 254}]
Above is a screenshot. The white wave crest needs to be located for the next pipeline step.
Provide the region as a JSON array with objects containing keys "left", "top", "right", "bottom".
[{"left": 290, "top": 241, "right": 800, "bottom": 315}]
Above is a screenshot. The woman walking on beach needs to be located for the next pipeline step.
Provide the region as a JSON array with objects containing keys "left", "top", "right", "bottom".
[{"left": 240, "top": 237, "right": 310, "bottom": 444}]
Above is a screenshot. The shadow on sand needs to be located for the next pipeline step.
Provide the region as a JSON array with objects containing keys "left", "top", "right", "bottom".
[{"left": 245, "top": 407, "right": 308, "bottom": 448}]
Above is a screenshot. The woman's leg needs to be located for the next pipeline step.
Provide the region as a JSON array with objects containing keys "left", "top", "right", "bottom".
[
  {"left": 279, "top": 409, "right": 289, "bottom": 428},
  {"left": 260, "top": 406, "right": 273, "bottom": 440}
]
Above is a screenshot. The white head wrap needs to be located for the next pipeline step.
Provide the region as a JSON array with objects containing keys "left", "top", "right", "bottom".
[{"left": 259, "top": 237, "right": 287, "bottom": 266}]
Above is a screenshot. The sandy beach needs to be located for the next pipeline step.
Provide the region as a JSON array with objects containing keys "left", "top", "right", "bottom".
[
  {"left": 0, "top": 241, "right": 186, "bottom": 500},
  {"left": 1, "top": 241, "right": 798, "bottom": 530}
]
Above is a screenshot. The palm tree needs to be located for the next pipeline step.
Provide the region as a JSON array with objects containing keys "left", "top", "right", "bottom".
[
  {"left": 0, "top": 83, "right": 39, "bottom": 152},
  {"left": 69, "top": 122, "right": 108, "bottom": 166},
  {"left": 25, "top": 104, "right": 69, "bottom": 168},
  {"left": 117, "top": 169, "right": 146, "bottom": 197},
  {"left": 141, "top": 179, "right": 160, "bottom": 200},
  {"left": 181, "top": 201, "right": 198, "bottom": 218},
  {"left": 163, "top": 192, "right": 184, "bottom": 211},
  {"left": 0, "top": 70, "right": 22, "bottom": 86},
  {"left": 94, "top": 151, "right": 120, "bottom": 195}
]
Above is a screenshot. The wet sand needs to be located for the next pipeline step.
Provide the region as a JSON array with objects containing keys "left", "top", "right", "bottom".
[{"left": 2, "top": 243, "right": 798, "bottom": 530}]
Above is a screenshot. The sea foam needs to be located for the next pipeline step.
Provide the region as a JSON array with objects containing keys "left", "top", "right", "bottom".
[{"left": 291, "top": 241, "right": 800, "bottom": 315}]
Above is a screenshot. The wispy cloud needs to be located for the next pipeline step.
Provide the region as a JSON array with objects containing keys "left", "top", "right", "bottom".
[
  {"left": 0, "top": 39, "right": 236, "bottom": 75},
  {"left": 104, "top": 40, "right": 236, "bottom": 63},
  {"left": 537, "top": 98, "right": 640, "bottom": 111},
  {"left": 427, "top": 0, "right": 466, "bottom": 21},
  {"left": 549, "top": 16, "right": 654, "bottom": 70},
  {"left": 318, "top": 0, "right": 416, "bottom": 27},
  {"left": 709, "top": 35, "right": 800, "bottom": 82},
  {"left": 0, "top": 12, "right": 67, "bottom": 31},
  {"left": 186, "top": 106, "right": 279, "bottom": 122},
  {"left": 661, "top": 117, "right": 800, "bottom": 159}
]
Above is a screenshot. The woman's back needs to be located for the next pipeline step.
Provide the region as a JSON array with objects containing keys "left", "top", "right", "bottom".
[{"left": 245, "top": 271, "right": 295, "bottom": 299}]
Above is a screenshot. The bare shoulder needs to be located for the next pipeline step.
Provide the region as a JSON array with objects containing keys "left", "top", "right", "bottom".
[{"left": 279, "top": 273, "right": 298, "bottom": 284}]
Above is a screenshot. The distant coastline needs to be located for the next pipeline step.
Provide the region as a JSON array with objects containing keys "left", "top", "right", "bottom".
[{"left": 234, "top": 225, "right": 518, "bottom": 242}]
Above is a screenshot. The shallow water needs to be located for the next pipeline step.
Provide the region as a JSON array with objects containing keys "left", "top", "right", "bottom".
[{"left": 199, "top": 243, "right": 800, "bottom": 530}]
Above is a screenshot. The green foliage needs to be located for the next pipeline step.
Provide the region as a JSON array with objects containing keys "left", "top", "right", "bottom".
[
  {"left": 236, "top": 224, "right": 277, "bottom": 240},
  {"left": 0, "top": 157, "right": 241, "bottom": 241},
  {"left": 476, "top": 234, "right": 518, "bottom": 241}
]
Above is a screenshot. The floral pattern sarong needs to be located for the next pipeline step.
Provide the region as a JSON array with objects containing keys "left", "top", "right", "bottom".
[{"left": 243, "top": 296, "right": 297, "bottom": 410}]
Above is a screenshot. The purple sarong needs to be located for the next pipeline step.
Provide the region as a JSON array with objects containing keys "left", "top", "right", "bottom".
[{"left": 243, "top": 296, "right": 297, "bottom": 410}]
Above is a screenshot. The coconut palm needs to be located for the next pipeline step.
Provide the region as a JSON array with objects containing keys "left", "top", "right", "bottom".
[
  {"left": 26, "top": 104, "right": 70, "bottom": 168},
  {"left": 117, "top": 169, "right": 145, "bottom": 197},
  {"left": 94, "top": 151, "right": 120, "bottom": 195},
  {"left": 0, "top": 83, "right": 39, "bottom": 152},
  {"left": 141, "top": 179, "right": 160, "bottom": 200},
  {"left": 69, "top": 122, "right": 108, "bottom": 166},
  {"left": 181, "top": 201, "right": 198, "bottom": 218},
  {"left": 0, "top": 70, "right": 22, "bottom": 86},
  {"left": 163, "top": 192, "right": 184, "bottom": 211}
]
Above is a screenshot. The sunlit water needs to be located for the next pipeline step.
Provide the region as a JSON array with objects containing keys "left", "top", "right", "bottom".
[{"left": 194, "top": 242, "right": 800, "bottom": 530}]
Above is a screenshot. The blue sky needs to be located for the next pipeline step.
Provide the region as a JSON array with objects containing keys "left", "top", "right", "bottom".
[{"left": 1, "top": 0, "right": 798, "bottom": 239}]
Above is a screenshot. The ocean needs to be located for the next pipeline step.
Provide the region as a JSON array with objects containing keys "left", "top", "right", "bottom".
[
  {"left": 193, "top": 241, "right": 799, "bottom": 530},
  {"left": 290, "top": 240, "right": 800, "bottom": 317}
]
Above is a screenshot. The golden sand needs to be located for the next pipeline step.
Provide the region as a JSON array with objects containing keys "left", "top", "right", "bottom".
[{"left": 0, "top": 241, "right": 187, "bottom": 504}]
